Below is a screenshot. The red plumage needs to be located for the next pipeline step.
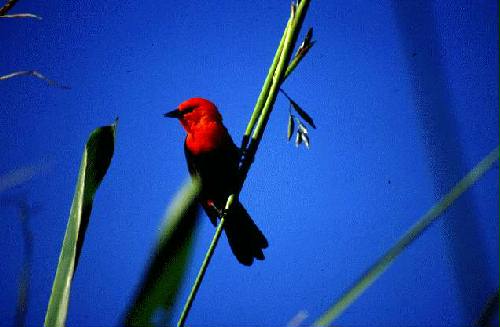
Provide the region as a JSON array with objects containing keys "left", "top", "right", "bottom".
[{"left": 165, "top": 98, "right": 268, "bottom": 266}]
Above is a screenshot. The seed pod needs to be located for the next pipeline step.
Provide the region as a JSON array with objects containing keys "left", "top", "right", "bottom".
[
  {"left": 297, "top": 120, "right": 308, "bottom": 135},
  {"left": 287, "top": 114, "right": 295, "bottom": 141},
  {"left": 295, "top": 130, "right": 302, "bottom": 147},
  {"left": 301, "top": 130, "right": 310, "bottom": 149}
]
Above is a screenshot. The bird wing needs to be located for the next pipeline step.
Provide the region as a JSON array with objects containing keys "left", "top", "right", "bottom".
[{"left": 184, "top": 135, "right": 240, "bottom": 223}]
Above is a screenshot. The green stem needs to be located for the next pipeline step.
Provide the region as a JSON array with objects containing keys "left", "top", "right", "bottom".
[
  {"left": 176, "top": 216, "right": 226, "bottom": 327},
  {"left": 240, "top": 0, "right": 310, "bottom": 183},
  {"left": 241, "top": 19, "right": 289, "bottom": 151},
  {"left": 176, "top": 2, "right": 311, "bottom": 327},
  {"left": 176, "top": 193, "right": 235, "bottom": 327},
  {"left": 252, "top": 1, "right": 310, "bottom": 145},
  {"left": 242, "top": 4, "right": 313, "bottom": 151},
  {"left": 313, "top": 146, "right": 499, "bottom": 326}
]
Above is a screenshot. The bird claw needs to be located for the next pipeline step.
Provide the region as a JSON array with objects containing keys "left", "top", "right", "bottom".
[
  {"left": 238, "top": 147, "right": 247, "bottom": 162},
  {"left": 207, "top": 200, "right": 226, "bottom": 218}
]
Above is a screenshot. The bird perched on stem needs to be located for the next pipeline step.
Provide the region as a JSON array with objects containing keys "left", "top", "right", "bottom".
[{"left": 164, "top": 98, "right": 268, "bottom": 266}]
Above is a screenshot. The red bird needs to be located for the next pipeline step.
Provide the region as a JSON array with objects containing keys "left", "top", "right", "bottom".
[{"left": 165, "top": 98, "right": 268, "bottom": 265}]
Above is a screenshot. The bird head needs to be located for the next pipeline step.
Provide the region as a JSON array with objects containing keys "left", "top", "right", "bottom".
[{"left": 164, "top": 97, "right": 222, "bottom": 133}]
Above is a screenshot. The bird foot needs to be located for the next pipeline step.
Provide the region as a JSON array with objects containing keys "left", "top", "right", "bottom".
[
  {"left": 207, "top": 200, "right": 226, "bottom": 218},
  {"left": 238, "top": 147, "right": 247, "bottom": 163}
]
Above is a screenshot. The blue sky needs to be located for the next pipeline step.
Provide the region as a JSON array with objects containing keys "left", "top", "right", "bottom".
[{"left": 1, "top": 1, "right": 498, "bottom": 326}]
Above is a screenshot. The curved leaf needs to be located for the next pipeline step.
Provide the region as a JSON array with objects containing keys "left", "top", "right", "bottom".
[
  {"left": 44, "top": 120, "right": 117, "bottom": 327},
  {"left": 124, "top": 178, "right": 201, "bottom": 327}
]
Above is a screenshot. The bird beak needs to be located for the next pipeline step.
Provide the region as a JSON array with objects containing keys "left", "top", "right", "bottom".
[{"left": 164, "top": 108, "right": 182, "bottom": 118}]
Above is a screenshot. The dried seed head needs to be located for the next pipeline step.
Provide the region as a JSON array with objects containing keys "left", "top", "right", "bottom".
[
  {"left": 301, "top": 131, "right": 310, "bottom": 149},
  {"left": 295, "top": 130, "right": 302, "bottom": 147}
]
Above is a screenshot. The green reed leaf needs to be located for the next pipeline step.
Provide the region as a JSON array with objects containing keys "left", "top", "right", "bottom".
[
  {"left": 44, "top": 120, "right": 117, "bottom": 327},
  {"left": 314, "top": 146, "right": 499, "bottom": 326},
  {"left": 124, "top": 178, "right": 201, "bottom": 327}
]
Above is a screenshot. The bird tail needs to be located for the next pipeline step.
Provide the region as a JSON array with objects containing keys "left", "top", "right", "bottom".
[{"left": 224, "top": 201, "right": 268, "bottom": 266}]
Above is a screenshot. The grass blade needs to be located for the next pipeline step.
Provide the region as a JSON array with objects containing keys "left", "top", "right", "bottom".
[
  {"left": 44, "top": 120, "right": 117, "bottom": 327},
  {"left": 124, "top": 178, "right": 201, "bottom": 327},
  {"left": 0, "top": 13, "right": 42, "bottom": 19},
  {"left": 313, "top": 146, "right": 499, "bottom": 326},
  {"left": 0, "top": 70, "right": 70, "bottom": 89},
  {"left": 0, "top": 162, "right": 50, "bottom": 193}
]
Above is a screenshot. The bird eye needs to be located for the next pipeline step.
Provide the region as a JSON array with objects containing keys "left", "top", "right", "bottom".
[{"left": 182, "top": 106, "right": 196, "bottom": 114}]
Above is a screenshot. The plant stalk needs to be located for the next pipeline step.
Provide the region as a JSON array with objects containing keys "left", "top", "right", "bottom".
[
  {"left": 241, "top": 18, "right": 290, "bottom": 151},
  {"left": 176, "top": 2, "right": 311, "bottom": 326},
  {"left": 176, "top": 195, "right": 234, "bottom": 327}
]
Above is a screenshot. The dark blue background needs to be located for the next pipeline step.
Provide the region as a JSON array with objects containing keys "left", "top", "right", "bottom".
[{"left": 1, "top": 1, "right": 498, "bottom": 326}]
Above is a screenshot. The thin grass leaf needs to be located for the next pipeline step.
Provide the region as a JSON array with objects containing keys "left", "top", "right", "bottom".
[
  {"left": 44, "top": 120, "right": 117, "bottom": 327},
  {"left": 0, "top": 162, "right": 50, "bottom": 193},
  {"left": 313, "top": 146, "right": 499, "bottom": 326},
  {"left": 287, "top": 310, "right": 309, "bottom": 327},
  {"left": 124, "top": 178, "right": 201, "bottom": 327},
  {"left": 0, "top": 13, "right": 41, "bottom": 19},
  {"left": 0, "top": 70, "right": 70, "bottom": 89}
]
